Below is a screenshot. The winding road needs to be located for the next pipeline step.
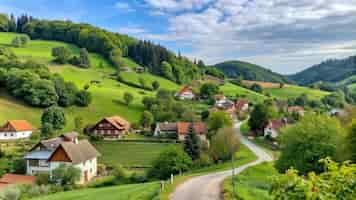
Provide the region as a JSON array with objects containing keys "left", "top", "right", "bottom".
[{"left": 170, "top": 122, "right": 273, "bottom": 200}]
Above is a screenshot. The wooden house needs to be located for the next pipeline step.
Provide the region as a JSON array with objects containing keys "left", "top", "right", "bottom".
[{"left": 90, "top": 116, "right": 131, "bottom": 139}]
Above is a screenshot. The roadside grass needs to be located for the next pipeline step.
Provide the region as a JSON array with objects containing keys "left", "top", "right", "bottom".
[
  {"left": 159, "top": 144, "right": 257, "bottom": 200},
  {"left": 265, "top": 85, "right": 329, "bottom": 100},
  {"left": 93, "top": 141, "right": 179, "bottom": 168},
  {"left": 220, "top": 82, "right": 267, "bottom": 103},
  {"left": 223, "top": 162, "right": 278, "bottom": 200},
  {"left": 34, "top": 182, "right": 160, "bottom": 200}
]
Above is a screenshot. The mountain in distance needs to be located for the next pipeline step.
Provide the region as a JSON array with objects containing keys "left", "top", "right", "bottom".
[
  {"left": 290, "top": 55, "right": 356, "bottom": 86},
  {"left": 213, "top": 60, "right": 290, "bottom": 83}
]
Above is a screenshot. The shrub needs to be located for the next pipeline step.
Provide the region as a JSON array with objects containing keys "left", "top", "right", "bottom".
[
  {"left": 0, "top": 186, "right": 21, "bottom": 200},
  {"left": 41, "top": 106, "right": 66, "bottom": 130},
  {"left": 52, "top": 164, "right": 81, "bottom": 186},
  {"left": 36, "top": 173, "right": 50, "bottom": 185},
  {"left": 75, "top": 90, "right": 92, "bottom": 107}
]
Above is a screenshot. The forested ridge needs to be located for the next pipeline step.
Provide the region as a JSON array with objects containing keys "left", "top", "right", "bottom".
[{"left": 0, "top": 13, "right": 202, "bottom": 84}]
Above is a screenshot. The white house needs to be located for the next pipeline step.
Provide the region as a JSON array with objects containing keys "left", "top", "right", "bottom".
[
  {"left": 24, "top": 132, "right": 100, "bottom": 184},
  {"left": 264, "top": 119, "right": 287, "bottom": 139},
  {"left": 175, "top": 86, "right": 195, "bottom": 100},
  {"left": 235, "top": 99, "right": 249, "bottom": 113},
  {"left": 0, "top": 120, "right": 34, "bottom": 140},
  {"left": 214, "top": 94, "right": 228, "bottom": 107}
]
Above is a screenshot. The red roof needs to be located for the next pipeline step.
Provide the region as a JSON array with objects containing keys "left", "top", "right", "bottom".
[
  {"left": 266, "top": 119, "right": 287, "bottom": 131},
  {"left": 177, "top": 86, "right": 193, "bottom": 95},
  {"left": 0, "top": 174, "right": 36, "bottom": 186},
  {"left": 0, "top": 120, "right": 34, "bottom": 132},
  {"left": 177, "top": 122, "right": 207, "bottom": 135}
]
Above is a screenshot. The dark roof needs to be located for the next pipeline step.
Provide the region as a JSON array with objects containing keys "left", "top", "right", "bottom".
[
  {"left": 50, "top": 140, "right": 100, "bottom": 164},
  {"left": 157, "top": 122, "right": 177, "bottom": 132},
  {"left": 31, "top": 132, "right": 79, "bottom": 151}
]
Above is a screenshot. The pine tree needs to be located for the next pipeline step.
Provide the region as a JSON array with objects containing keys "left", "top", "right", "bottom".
[
  {"left": 8, "top": 14, "right": 16, "bottom": 32},
  {"left": 184, "top": 125, "right": 201, "bottom": 160}
]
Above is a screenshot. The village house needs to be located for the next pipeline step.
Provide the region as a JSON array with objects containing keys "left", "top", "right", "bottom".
[
  {"left": 235, "top": 99, "right": 249, "bottom": 113},
  {"left": 264, "top": 119, "right": 288, "bottom": 139},
  {"left": 90, "top": 116, "right": 131, "bottom": 139},
  {"left": 287, "top": 106, "right": 305, "bottom": 116},
  {"left": 154, "top": 122, "right": 207, "bottom": 141},
  {"left": 214, "top": 94, "right": 228, "bottom": 107},
  {"left": 175, "top": 86, "right": 195, "bottom": 100},
  {"left": 24, "top": 132, "right": 100, "bottom": 184},
  {"left": 134, "top": 66, "right": 145, "bottom": 73},
  {"left": 0, "top": 120, "right": 34, "bottom": 140},
  {"left": 0, "top": 174, "right": 35, "bottom": 191},
  {"left": 210, "top": 100, "right": 236, "bottom": 118}
]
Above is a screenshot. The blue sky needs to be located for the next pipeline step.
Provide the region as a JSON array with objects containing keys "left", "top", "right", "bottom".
[{"left": 1, "top": 0, "right": 356, "bottom": 74}]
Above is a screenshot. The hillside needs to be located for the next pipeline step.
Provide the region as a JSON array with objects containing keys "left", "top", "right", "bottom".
[
  {"left": 0, "top": 32, "right": 179, "bottom": 130},
  {"left": 214, "top": 61, "right": 289, "bottom": 83},
  {"left": 290, "top": 55, "right": 356, "bottom": 85}
]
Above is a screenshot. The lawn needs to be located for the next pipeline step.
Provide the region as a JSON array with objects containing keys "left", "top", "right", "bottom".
[
  {"left": 223, "top": 162, "right": 278, "bottom": 200},
  {"left": 93, "top": 141, "right": 179, "bottom": 168},
  {"left": 220, "top": 82, "right": 267, "bottom": 103},
  {"left": 34, "top": 182, "right": 160, "bottom": 200},
  {"left": 265, "top": 85, "right": 329, "bottom": 100}
]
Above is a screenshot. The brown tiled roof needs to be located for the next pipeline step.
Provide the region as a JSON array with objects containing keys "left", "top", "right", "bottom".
[
  {"left": 177, "top": 122, "right": 207, "bottom": 135},
  {"left": 266, "top": 119, "right": 287, "bottom": 131},
  {"left": 214, "top": 94, "right": 226, "bottom": 101},
  {"left": 0, "top": 174, "right": 35, "bottom": 185},
  {"left": 50, "top": 140, "right": 100, "bottom": 164},
  {"left": 0, "top": 120, "right": 34, "bottom": 132},
  {"left": 105, "top": 116, "right": 130, "bottom": 131},
  {"left": 235, "top": 99, "right": 249, "bottom": 110}
]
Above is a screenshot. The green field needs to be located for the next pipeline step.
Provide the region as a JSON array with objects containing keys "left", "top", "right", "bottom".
[
  {"left": 0, "top": 32, "right": 180, "bottom": 131},
  {"left": 220, "top": 82, "right": 267, "bottom": 103},
  {"left": 223, "top": 162, "right": 277, "bottom": 200},
  {"left": 265, "top": 85, "right": 329, "bottom": 100},
  {"left": 120, "top": 72, "right": 179, "bottom": 91},
  {"left": 93, "top": 141, "right": 179, "bottom": 167},
  {"left": 35, "top": 182, "right": 159, "bottom": 200}
]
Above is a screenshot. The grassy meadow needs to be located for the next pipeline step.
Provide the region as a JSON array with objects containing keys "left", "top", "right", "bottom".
[
  {"left": 223, "top": 162, "right": 277, "bottom": 200},
  {"left": 265, "top": 85, "right": 329, "bottom": 100},
  {"left": 34, "top": 182, "right": 160, "bottom": 200},
  {"left": 220, "top": 82, "right": 267, "bottom": 103},
  {"left": 93, "top": 141, "right": 179, "bottom": 167}
]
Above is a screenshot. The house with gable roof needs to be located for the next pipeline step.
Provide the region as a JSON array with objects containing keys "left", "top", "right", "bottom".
[
  {"left": 175, "top": 86, "right": 195, "bottom": 100},
  {"left": 0, "top": 120, "right": 34, "bottom": 140},
  {"left": 90, "top": 116, "right": 131, "bottom": 139}
]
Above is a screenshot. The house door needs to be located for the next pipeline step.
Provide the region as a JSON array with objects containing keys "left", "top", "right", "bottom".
[{"left": 84, "top": 170, "right": 89, "bottom": 182}]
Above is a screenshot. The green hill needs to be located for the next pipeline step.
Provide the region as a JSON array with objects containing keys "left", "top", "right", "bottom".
[
  {"left": 214, "top": 61, "right": 290, "bottom": 83},
  {"left": 290, "top": 56, "right": 356, "bottom": 85},
  {"left": 265, "top": 85, "right": 330, "bottom": 100},
  {"left": 220, "top": 82, "right": 267, "bottom": 103},
  {"left": 0, "top": 32, "right": 179, "bottom": 131}
]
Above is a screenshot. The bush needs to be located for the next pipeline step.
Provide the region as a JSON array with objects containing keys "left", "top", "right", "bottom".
[
  {"left": 0, "top": 186, "right": 21, "bottom": 200},
  {"left": 112, "top": 165, "right": 128, "bottom": 181},
  {"left": 148, "top": 147, "right": 192, "bottom": 180},
  {"left": 36, "top": 173, "right": 50, "bottom": 185},
  {"left": 75, "top": 90, "right": 92, "bottom": 107},
  {"left": 52, "top": 164, "right": 81, "bottom": 186},
  {"left": 41, "top": 106, "right": 66, "bottom": 130}
]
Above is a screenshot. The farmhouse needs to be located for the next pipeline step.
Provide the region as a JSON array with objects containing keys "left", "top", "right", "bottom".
[
  {"left": 210, "top": 100, "right": 236, "bottom": 118},
  {"left": 264, "top": 119, "right": 288, "bottom": 139},
  {"left": 287, "top": 106, "right": 305, "bottom": 116},
  {"left": 24, "top": 132, "right": 100, "bottom": 184},
  {"left": 214, "top": 94, "right": 228, "bottom": 106},
  {"left": 175, "top": 86, "right": 195, "bottom": 100},
  {"left": 0, "top": 174, "right": 35, "bottom": 190},
  {"left": 0, "top": 120, "right": 34, "bottom": 140},
  {"left": 134, "top": 66, "right": 145, "bottom": 73},
  {"left": 90, "top": 116, "right": 131, "bottom": 139},
  {"left": 235, "top": 99, "right": 249, "bottom": 113},
  {"left": 154, "top": 122, "right": 207, "bottom": 141}
]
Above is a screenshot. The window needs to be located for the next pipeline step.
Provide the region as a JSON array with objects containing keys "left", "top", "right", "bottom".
[{"left": 39, "top": 160, "right": 49, "bottom": 167}]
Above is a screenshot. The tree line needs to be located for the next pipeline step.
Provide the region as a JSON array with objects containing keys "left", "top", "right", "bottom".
[
  {"left": 0, "top": 47, "right": 91, "bottom": 108},
  {"left": 0, "top": 13, "right": 203, "bottom": 84}
]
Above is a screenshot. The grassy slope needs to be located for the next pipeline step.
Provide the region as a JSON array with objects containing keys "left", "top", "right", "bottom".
[
  {"left": 220, "top": 82, "right": 267, "bottom": 103},
  {"left": 35, "top": 182, "right": 159, "bottom": 200},
  {"left": 93, "top": 141, "right": 178, "bottom": 167},
  {"left": 223, "top": 162, "right": 277, "bottom": 200},
  {"left": 0, "top": 32, "right": 179, "bottom": 130},
  {"left": 265, "top": 85, "right": 329, "bottom": 100}
]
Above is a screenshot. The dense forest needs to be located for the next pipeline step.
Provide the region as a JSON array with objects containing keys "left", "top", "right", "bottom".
[
  {"left": 290, "top": 55, "right": 356, "bottom": 85},
  {"left": 0, "top": 13, "right": 201, "bottom": 84},
  {"left": 214, "top": 60, "right": 290, "bottom": 83}
]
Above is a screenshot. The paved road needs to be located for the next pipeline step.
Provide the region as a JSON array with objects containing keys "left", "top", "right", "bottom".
[{"left": 170, "top": 122, "right": 273, "bottom": 200}]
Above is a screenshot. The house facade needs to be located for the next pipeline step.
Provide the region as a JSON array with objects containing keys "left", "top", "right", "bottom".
[
  {"left": 264, "top": 119, "right": 288, "bottom": 139},
  {"left": 0, "top": 120, "right": 34, "bottom": 140},
  {"left": 90, "top": 116, "right": 130, "bottom": 139},
  {"left": 175, "top": 86, "right": 195, "bottom": 100},
  {"left": 154, "top": 122, "right": 207, "bottom": 141},
  {"left": 235, "top": 99, "right": 249, "bottom": 113},
  {"left": 24, "top": 133, "right": 100, "bottom": 184}
]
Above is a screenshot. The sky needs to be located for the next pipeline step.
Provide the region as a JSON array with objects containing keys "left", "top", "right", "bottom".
[{"left": 1, "top": 0, "right": 356, "bottom": 74}]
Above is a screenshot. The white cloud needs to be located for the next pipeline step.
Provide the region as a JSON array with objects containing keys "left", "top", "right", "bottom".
[
  {"left": 115, "top": 2, "right": 135, "bottom": 12},
  {"left": 141, "top": 0, "right": 356, "bottom": 73},
  {"left": 118, "top": 26, "right": 147, "bottom": 34}
]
